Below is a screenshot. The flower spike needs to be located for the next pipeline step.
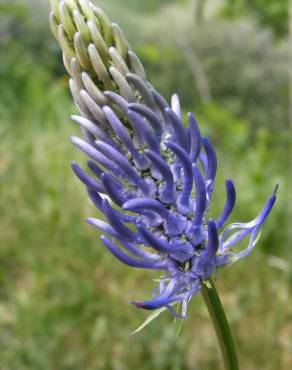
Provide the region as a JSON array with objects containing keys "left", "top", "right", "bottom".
[{"left": 51, "top": 0, "right": 276, "bottom": 318}]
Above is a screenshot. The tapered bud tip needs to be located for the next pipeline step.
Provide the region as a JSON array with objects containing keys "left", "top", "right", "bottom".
[
  {"left": 74, "top": 31, "right": 81, "bottom": 42},
  {"left": 131, "top": 301, "right": 145, "bottom": 308},
  {"left": 208, "top": 219, "right": 218, "bottom": 240},
  {"left": 225, "top": 179, "right": 236, "bottom": 194},
  {"left": 207, "top": 219, "right": 219, "bottom": 256},
  {"left": 164, "top": 140, "right": 178, "bottom": 152},
  {"left": 164, "top": 140, "right": 171, "bottom": 147},
  {"left": 164, "top": 107, "right": 172, "bottom": 115},
  {"left": 208, "top": 219, "right": 216, "bottom": 230},
  {"left": 88, "top": 43, "right": 95, "bottom": 52},
  {"left": 102, "top": 105, "right": 112, "bottom": 115},
  {"left": 127, "top": 103, "right": 137, "bottom": 110},
  {"left": 70, "top": 114, "right": 79, "bottom": 122},
  {"left": 70, "top": 161, "right": 78, "bottom": 170},
  {"left": 100, "top": 235, "right": 114, "bottom": 249},
  {"left": 70, "top": 135, "right": 79, "bottom": 144},
  {"left": 122, "top": 200, "right": 132, "bottom": 210},
  {"left": 136, "top": 223, "right": 143, "bottom": 231},
  {"left": 86, "top": 218, "right": 95, "bottom": 225},
  {"left": 274, "top": 184, "right": 279, "bottom": 195},
  {"left": 201, "top": 136, "right": 210, "bottom": 145}
]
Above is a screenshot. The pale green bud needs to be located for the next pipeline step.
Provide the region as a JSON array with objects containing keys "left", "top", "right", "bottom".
[{"left": 49, "top": 0, "right": 150, "bottom": 121}]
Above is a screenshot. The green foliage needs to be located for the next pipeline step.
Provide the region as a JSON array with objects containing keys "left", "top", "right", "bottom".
[
  {"left": 138, "top": 11, "right": 288, "bottom": 133},
  {"left": 109, "top": 0, "right": 179, "bottom": 12},
  {"left": 1, "top": 0, "right": 291, "bottom": 369},
  {"left": 0, "top": 0, "right": 63, "bottom": 122},
  {"left": 221, "top": 0, "right": 288, "bottom": 38}
]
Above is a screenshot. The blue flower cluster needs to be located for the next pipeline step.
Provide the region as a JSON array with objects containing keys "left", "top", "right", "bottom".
[{"left": 71, "top": 90, "right": 276, "bottom": 317}]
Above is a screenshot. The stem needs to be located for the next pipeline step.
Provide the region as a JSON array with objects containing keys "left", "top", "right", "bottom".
[{"left": 201, "top": 278, "right": 239, "bottom": 370}]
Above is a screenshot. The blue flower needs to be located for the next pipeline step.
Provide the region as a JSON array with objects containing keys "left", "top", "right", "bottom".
[{"left": 70, "top": 91, "right": 277, "bottom": 318}]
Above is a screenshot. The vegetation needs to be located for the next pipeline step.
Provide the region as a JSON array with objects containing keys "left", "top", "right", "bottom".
[{"left": 0, "top": 1, "right": 290, "bottom": 369}]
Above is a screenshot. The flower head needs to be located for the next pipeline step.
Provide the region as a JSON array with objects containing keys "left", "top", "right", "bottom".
[
  {"left": 50, "top": 0, "right": 277, "bottom": 317},
  {"left": 70, "top": 94, "right": 276, "bottom": 317}
]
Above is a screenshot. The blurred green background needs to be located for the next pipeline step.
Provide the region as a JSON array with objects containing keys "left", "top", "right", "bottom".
[{"left": 0, "top": 0, "right": 291, "bottom": 369}]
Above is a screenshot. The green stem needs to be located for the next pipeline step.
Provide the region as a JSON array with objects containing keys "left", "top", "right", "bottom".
[{"left": 201, "top": 278, "right": 239, "bottom": 370}]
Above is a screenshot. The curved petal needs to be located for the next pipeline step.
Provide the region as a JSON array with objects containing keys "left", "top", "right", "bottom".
[
  {"left": 103, "top": 105, "right": 149, "bottom": 170},
  {"left": 129, "top": 103, "right": 163, "bottom": 141},
  {"left": 216, "top": 180, "right": 236, "bottom": 228},
  {"left": 192, "top": 164, "right": 207, "bottom": 225},
  {"left": 202, "top": 136, "right": 217, "bottom": 198},
  {"left": 151, "top": 89, "right": 170, "bottom": 125},
  {"left": 71, "top": 161, "right": 105, "bottom": 193},
  {"left": 132, "top": 280, "right": 201, "bottom": 310},
  {"left": 101, "top": 236, "right": 168, "bottom": 270},
  {"left": 165, "top": 141, "right": 193, "bottom": 214},
  {"left": 127, "top": 110, "right": 160, "bottom": 153},
  {"left": 188, "top": 112, "right": 201, "bottom": 162},
  {"left": 71, "top": 115, "right": 122, "bottom": 152},
  {"left": 132, "top": 279, "right": 176, "bottom": 309},
  {"left": 87, "top": 218, "right": 122, "bottom": 239},
  {"left": 124, "top": 198, "right": 186, "bottom": 236},
  {"left": 220, "top": 187, "right": 277, "bottom": 252},
  {"left": 171, "top": 94, "right": 181, "bottom": 119},
  {"left": 165, "top": 108, "right": 188, "bottom": 151},
  {"left": 87, "top": 188, "right": 103, "bottom": 210},
  {"left": 70, "top": 136, "right": 125, "bottom": 178},
  {"left": 145, "top": 149, "right": 176, "bottom": 204},
  {"left": 206, "top": 219, "right": 219, "bottom": 256},
  {"left": 121, "top": 240, "right": 160, "bottom": 260},
  {"left": 102, "top": 199, "right": 140, "bottom": 241}
]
